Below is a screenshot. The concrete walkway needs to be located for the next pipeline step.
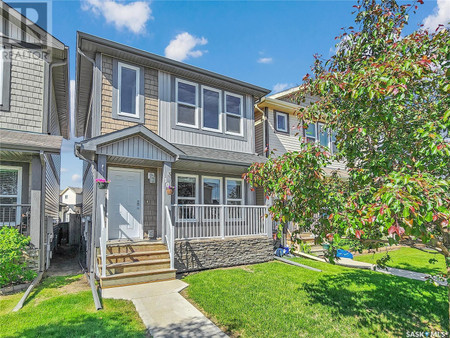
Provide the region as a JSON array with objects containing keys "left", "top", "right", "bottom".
[
  {"left": 102, "top": 280, "right": 228, "bottom": 337},
  {"left": 295, "top": 252, "right": 447, "bottom": 286}
]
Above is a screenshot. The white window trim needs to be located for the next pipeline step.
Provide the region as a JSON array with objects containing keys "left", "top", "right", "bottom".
[
  {"left": 304, "top": 122, "right": 318, "bottom": 143},
  {"left": 225, "top": 178, "right": 245, "bottom": 205},
  {"left": 275, "top": 111, "right": 288, "bottom": 132},
  {"left": 201, "top": 85, "right": 222, "bottom": 133},
  {"left": 175, "top": 173, "right": 199, "bottom": 205},
  {"left": 224, "top": 92, "right": 244, "bottom": 136},
  {"left": 201, "top": 176, "right": 223, "bottom": 204},
  {"left": 117, "top": 61, "right": 140, "bottom": 118},
  {"left": 176, "top": 78, "right": 199, "bottom": 128},
  {"left": 0, "top": 165, "right": 22, "bottom": 225}
]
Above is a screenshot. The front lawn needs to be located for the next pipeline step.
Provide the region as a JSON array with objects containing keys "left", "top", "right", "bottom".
[
  {"left": 0, "top": 274, "right": 147, "bottom": 337},
  {"left": 353, "top": 247, "right": 446, "bottom": 275},
  {"left": 183, "top": 259, "right": 447, "bottom": 337}
]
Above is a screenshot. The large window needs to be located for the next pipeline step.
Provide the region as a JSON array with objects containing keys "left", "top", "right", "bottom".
[
  {"left": 176, "top": 79, "right": 198, "bottom": 127},
  {"left": 176, "top": 174, "right": 198, "bottom": 205},
  {"left": 202, "top": 86, "right": 221, "bottom": 131},
  {"left": 118, "top": 62, "right": 140, "bottom": 117},
  {"left": 226, "top": 178, "right": 244, "bottom": 205},
  {"left": 318, "top": 123, "right": 330, "bottom": 148},
  {"left": 202, "top": 177, "right": 222, "bottom": 204},
  {"left": 225, "top": 92, "right": 243, "bottom": 136},
  {"left": 275, "top": 111, "right": 288, "bottom": 133},
  {"left": 304, "top": 122, "right": 338, "bottom": 155},
  {"left": 0, "top": 167, "right": 22, "bottom": 225}
]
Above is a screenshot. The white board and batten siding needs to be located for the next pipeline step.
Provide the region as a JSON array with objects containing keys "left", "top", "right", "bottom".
[
  {"left": 158, "top": 71, "right": 255, "bottom": 154},
  {"left": 97, "top": 135, "right": 174, "bottom": 162}
]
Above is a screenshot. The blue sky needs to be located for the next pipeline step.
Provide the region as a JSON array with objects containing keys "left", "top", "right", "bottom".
[{"left": 45, "top": 0, "right": 448, "bottom": 188}]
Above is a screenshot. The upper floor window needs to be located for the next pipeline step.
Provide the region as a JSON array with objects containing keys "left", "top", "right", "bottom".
[
  {"left": 118, "top": 62, "right": 140, "bottom": 117},
  {"left": 225, "top": 92, "right": 243, "bottom": 136},
  {"left": 202, "top": 86, "right": 221, "bottom": 132},
  {"left": 275, "top": 111, "right": 288, "bottom": 133},
  {"left": 305, "top": 123, "right": 317, "bottom": 143},
  {"left": 304, "top": 122, "right": 337, "bottom": 154},
  {"left": 176, "top": 79, "right": 198, "bottom": 127}
]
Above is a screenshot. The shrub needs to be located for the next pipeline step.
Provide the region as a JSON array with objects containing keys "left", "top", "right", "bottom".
[{"left": 0, "top": 227, "right": 37, "bottom": 288}]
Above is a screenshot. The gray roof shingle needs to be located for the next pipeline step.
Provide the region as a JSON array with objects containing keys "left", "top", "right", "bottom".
[{"left": 0, "top": 129, "right": 63, "bottom": 153}]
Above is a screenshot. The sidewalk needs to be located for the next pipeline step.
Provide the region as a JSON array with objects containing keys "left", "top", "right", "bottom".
[{"left": 102, "top": 280, "right": 228, "bottom": 338}]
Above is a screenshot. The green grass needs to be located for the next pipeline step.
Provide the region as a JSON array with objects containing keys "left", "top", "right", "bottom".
[
  {"left": 0, "top": 274, "right": 147, "bottom": 337},
  {"left": 183, "top": 259, "right": 447, "bottom": 337},
  {"left": 354, "top": 247, "right": 446, "bottom": 275}
]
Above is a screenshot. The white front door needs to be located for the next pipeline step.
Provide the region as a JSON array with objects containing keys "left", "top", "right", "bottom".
[{"left": 108, "top": 168, "right": 143, "bottom": 240}]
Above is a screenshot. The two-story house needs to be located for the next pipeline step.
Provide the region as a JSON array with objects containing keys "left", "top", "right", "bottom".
[
  {"left": 0, "top": 2, "right": 69, "bottom": 271},
  {"left": 74, "top": 32, "right": 273, "bottom": 288},
  {"left": 59, "top": 186, "right": 82, "bottom": 222}
]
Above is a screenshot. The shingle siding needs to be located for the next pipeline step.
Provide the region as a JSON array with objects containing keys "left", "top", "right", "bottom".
[
  {"left": 100, "top": 55, "right": 158, "bottom": 135},
  {"left": 0, "top": 47, "right": 44, "bottom": 132}
]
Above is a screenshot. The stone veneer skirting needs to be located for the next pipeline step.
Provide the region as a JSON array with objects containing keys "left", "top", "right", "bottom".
[{"left": 174, "top": 236, "right": 273, "bottom": 273}]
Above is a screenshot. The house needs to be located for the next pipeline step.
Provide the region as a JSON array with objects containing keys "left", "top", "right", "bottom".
[
  {"left": 59, "top": 187, "right": 82, "bottom": 222},
  {"left": 0, "top": 2, "right": 70, "bottom": 271},
  {"left": 255, "top": 86, "right": 347, "bottom": 175},
  {"left": 74, "top": 32, "right": 273, "bottom": 288}
]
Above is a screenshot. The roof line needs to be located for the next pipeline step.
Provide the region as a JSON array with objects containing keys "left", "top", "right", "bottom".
[
  {"left": 268, "top": 86, "right": 300, "bottom": 99},
  {"left": 77, "top": 31, "right": 271, "bottom": 97}
]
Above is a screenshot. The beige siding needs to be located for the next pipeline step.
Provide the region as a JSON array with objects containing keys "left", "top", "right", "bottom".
[
  {"left": 0, "top": 47, "right": 44, "bottom": 132},
  {"left": 268, "top": 108, "right": 302, "bottom": 157},
  {"left": 100, "top": 55, "right": 158, "bottom": 135}
]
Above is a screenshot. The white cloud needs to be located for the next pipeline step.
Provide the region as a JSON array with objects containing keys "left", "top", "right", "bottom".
[
  {"left": 61, "top": 168, "right": 68, "bottom": 173},
  {"left": 423, "top": 0, "right": 450, "bottom": 30},
  {"left": 72, "top": 174, "right": 81, "bottom": 183},
  {"left": 273, "top": 83, "right": 294, "bottom": 93},
  {"left": 165, "top": 32, "right": 208, "bottom": 62},
  {"left": 257, "top": 57, "right": 273, "bottom": 64},
  {"left": 81, "top": 0, "right": 153, "bottom": 34}
]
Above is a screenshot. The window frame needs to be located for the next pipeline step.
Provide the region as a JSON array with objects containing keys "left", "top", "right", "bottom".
[
  {"left": 318, "top": 123, "right": 330, "bottom": 148},
  {"left": 275, "top": 111, "right": 289, "bottom": 133},
  {"left": 201, "top": 85, "right": 222, "bottom": 133},
  {"left": 0, "top": 165, "right": 22, "bottom": 225},
  {"left": 176, "top": 78, "right": 199, "bottom": 128},
  {"left": 304, "top": 122, "right": 317, "bottom": 143},
  {"left": 175, "top": 173, "right": 199, "bottom": 205},
  {"left": 224, "top": 92, "right": 244, "bottom": 136},
  {"left": 225, "top": 178, "right": 245, "bottom": 205},
  {"left": 117, "top": 61, "right": 141, "bottom": 118},
  {"left": 201, "top": 176, "right": 223, "bottom": 205}
]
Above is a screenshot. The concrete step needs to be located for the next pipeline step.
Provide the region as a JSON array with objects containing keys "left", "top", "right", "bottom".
[
  {"left": 102, "top": 259, "right": 171, "bottom": 275},
  {"left": 310, "top": 245, "right": 326, "bottom": 253},
  {"left": 105, "top": 241, "right": 167, "bottom": 254},
  {"left": 100, "top": 268, "right": 177, "bottom": 288},
  {"left": 98, "top": 250, "right": 170, "bottom": 264}
]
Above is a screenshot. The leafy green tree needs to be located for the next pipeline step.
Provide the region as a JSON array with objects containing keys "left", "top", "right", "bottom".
[{"left": 246, "top": 0, "right": 450, "bottom": 324}]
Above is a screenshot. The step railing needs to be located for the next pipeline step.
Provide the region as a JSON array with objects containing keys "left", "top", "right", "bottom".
[
  {"left": 0, "top": 204, "right": 31, "bottom": 236},
  {"left": 99, "top": 204, "right": 107, "bottom": 278},
  {"left": 172, "top": 204, "right": 270, "bottom": 240},
  {"left": 165, "top": 206, "right": 175, "bottom": 269}
]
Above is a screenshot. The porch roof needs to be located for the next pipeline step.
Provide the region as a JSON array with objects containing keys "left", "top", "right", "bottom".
[
  {"left": 0, "top": 129, "right": 63, "bottom": 153},
  {"left": 75, "top": 125, "right": 182, "bottom": 163},
  {"left": 174, "top": 144, "right": 266, "bottom": 166}
]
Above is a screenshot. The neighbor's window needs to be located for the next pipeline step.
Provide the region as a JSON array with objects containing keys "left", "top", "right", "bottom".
[
  {"left": 176, "top": 79, "right": 198, "bottom": 127},
  {"left": 226, "top": 178, "right": 244, "bottom": 205},
  {"left": 118, "top": 62, "right": 140, "bottom": 117},
  {"left": 225, "top": 92, "right": 243, "bottom": 135},
  {"left": 202, "top": 86, "right": 221, "bottom": 131},
  {"left": 318, "top": 123, "right": 329, "bottom": 148},
  {"left": 203, "top": 177, "right": 222, "bottom": 205},
  {"left": 305, "top": 123, "right": 317, "bottom": 143},
  {"left": 0, "top": 167, "right": 22, "bottom": 225},
  {"left": 275, "top": 111, "right": 288, "bottom": 133},
  {"left": 65, "top": 195, "right": 68, "bottom": 200}
]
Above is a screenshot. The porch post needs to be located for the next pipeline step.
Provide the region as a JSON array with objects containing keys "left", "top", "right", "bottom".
[
  {"left": 29, "top": 156, "right": 42, "bottom": 248},
  {"left": 161, "top": 162, "right": 172, "bottom": 242}
]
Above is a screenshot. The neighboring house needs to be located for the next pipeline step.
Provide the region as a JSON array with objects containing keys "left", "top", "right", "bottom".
[
  {"left": 74, "top": 32, "right": 273, "bottom": 288},
  {"left": 255, "top": 87, "right": 347, "bottom": 175},
  {"left": 0, "top": 3, "right": 70, "bottom": 271},
  {"left": 59, "top": 187, "right": 82, "bottom": 222}
]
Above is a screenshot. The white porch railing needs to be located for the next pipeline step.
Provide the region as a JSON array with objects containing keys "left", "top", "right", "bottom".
[
  {"left": 165, "top": 206, "right": 175, "bottom": 269},
  {"left": 172, "top": 204, "right": 269, "bottom": 240},
  {"left": 0, "top": 204, "right": 31, "bottom": 236},
  {"left": 99, "top": 204, "right": 107, "bottom": 278}
]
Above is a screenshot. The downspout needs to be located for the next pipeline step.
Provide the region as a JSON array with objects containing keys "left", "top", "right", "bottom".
[{"left": 76, "top": 47, "right": 96, "bottom": 139}]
